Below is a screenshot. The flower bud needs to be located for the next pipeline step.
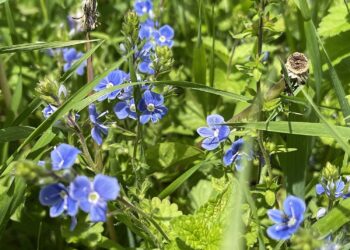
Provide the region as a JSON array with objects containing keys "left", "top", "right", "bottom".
[
  {"left": 152, "top": 46, "right": 174, "bottom": 75},
  {"left": 15, "top": 160, "right": 46, "bottom": 183},
  {"left": 122, "top": 11, "right": 140, "bottom": 47},
  {"left": 322, "top": 162, "right": 339, "bottom": 181},
  {"left": 35, "top": 78, "right": 60, "bottom": 105}
]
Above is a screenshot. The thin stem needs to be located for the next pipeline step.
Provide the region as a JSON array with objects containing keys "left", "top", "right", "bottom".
[
  {"left": 68, "top": 115, "right": 96, "bottom": 169},
  {"left": 118, "top": 197, "right": 170, "bottom": 242},
  {"left": 106, "top": 215, "right": 118, "bottom": 242}
]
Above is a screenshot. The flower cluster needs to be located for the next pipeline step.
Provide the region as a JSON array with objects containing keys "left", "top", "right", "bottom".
[
  {"left": 197, "top": 114, "right": 253, "bottom": 170},
  {"left": 39, "top": 143, "right": 120, "bottom": 230}
]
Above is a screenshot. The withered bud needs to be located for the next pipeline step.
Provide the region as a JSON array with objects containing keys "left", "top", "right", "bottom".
[
  {"left": 284, "top": 52, "right": 309, "bottom": 93},
  {"left": 83, "top": 0, "right": 99, "bottom": 32}
]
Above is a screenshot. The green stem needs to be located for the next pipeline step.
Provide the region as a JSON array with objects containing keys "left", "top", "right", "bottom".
[{"left": 118, "top": 197, "right": 170, "bottom": 242}]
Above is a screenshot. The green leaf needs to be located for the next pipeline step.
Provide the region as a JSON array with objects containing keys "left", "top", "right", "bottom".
[
  {"left": 11, "top": 98, "right": 42, "bottom": 126},
  {"left": 293, "top": 0, "right": 311, "bottom": 20},
  {"left": 318, "top": 4, "right": 350, "bottom": 38},
  {"left": 228, "top": 121, "right": 350, "bottom": 140},
  {"left": 158, "top": 160, "right": 220, "bottom": 199},
  {"left": 61, "top": 220, "right": 104, "bottom": 248},
  {"left": 312, "top": 198, "right": 350, "bottom": 236},
  {"left": 170, "top": 183, "right": 233, "bottom": 250},
  {"left": 192, "top": 44, "right": 207, "bottom": 85},
  {"left": 145, "top": 142, "right": 203, "bottom": 169},
  {"left": 0, "top": 177, "right": 26, "bottom": 236},
  {"left": 0, "top": 126, "right": 35, "bottom": 143},
  {"left": 0, "top": 40, "right": 100, "bottom": 54}
]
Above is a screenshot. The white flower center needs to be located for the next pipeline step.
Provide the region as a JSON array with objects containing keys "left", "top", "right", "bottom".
[
  {"left": 287, "top": 217, "right": 297, "bottom": 227},
  {"left": 147, "top": 103, "right": 155, "bottom": 112},
  {"left": 106, "top": 82, "right": 114, "bottom": 89},
  {"left": 159, "top": 35, "right": 166, "bottom": 43},
  {"left": 130, "top": 104, "right": 136, "bottom": 112},
  {"left": 88, "top": 191, "right": 100, "bottom": 204},
  {"left": 213, "top": 128, "right": 219, "bottom": 138},
  {"left": 142, "top": 6, "right": 148, "bottom": 13},
  {"left": 59, "top": 190, "right": 67, "bottom": 199}
]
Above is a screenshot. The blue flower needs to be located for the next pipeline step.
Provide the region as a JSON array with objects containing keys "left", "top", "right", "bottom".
[
  {"left": 93, "top": 70, "right": 129, "bottom": 101},
  {"left": 316, "top": 178, "right": 345, "bottom": 198},
  {"left": 70, "top": 174, "right": 120, "bottom": 222},
  {"left": 114, "top": 99, "right": 137, "bottom": 120},
  {"left": 134, "top": 0, "right": 153, "bottom": 17},
  {"left": 62, "top": 48, "right": 86, "bottom": 76},
  {"left": 42, "top": 104, "right": 57, "bottom": 118},
  {"left": 118, "top": 86, "right": 134, "bottom": 100},
  {"left": 138, "top": 90, "right": 168, "bottom": 124},
  {"left": 139, "top": 19, "right": 155, "bottom": 40},
  {"left": 223, "top": 138, "right": 253, "bottom": 171},
  {"left": 267, "top": 195, "right": 305, "bottom": 240},
  {"left": 39, "top": 183, "right": 78, "bottom": 230},
  {"left": 153, "top": 25, "right": 174, "bottom": 47},
  {"left": 197, "top": 114, "right": 230, "bottom": 151},
  {"left": 138, "top": 57, "right": 155, "bottom": 75},
  {"left": 51, "top": 144, "right": 81, "bottom": 171},
  {"left": 89, "top": 104, "right": 108, "bottom": 145}
]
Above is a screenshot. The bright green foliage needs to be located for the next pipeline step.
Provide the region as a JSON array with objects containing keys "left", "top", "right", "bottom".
[{"left": 169, "top": 183, "right": 233, "bottom": 250}]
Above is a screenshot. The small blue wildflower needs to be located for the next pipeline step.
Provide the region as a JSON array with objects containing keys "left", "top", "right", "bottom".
[
  {"left": 42, "top": 104, "right": 58, "bottom": 118},
  {"left": 114, "top": 99, "right": 137, "bottom": 120},
  {"left": 139, "top": 19, "right": 155, "bottom": 40},
  {"left": 138, "top": 90, "right": 168, "bottom": 124},
  {"left": 46, "top": 48, "right": 62, "bottom": 57},
  {"left": 118, "top": 86, "right": 134, "bottom": 100},
  {"left": 153, "top": 25, "right": 174, "bottom": 47},
  {"left": 39, "top": 183, "right": 78, "bottom": 230},
  {"left": 134, "top": 0, "right": 153, "bottom": 17},
  {"left": 93, "top": 70, "right": 129, "bottom": 101},
  {"left": 197, "top": 114, "right": 230, "bottom": 151},
  {"left": 223, "top": 138, "right": 253, "bottom": 171},
  {"left": 62, "top": 48, "right": 86, "bottom": 76},
  {"left": 51, "top": 144, "right": 81, "bottom": 171},
  {"left": 267, "top": 195, "right": 305, "bottom": 240},
  {"left": 138, "top": 56, "right": 155, "bottom": 75},
  {"left": 70, "top": 174, "right": 120, "bottom": 222},
  {"left": 88, "top": 104, "right": 108, "bottom": 145},
  {"left": 316, "top": 178, "right": 344, "bottom": 198}
]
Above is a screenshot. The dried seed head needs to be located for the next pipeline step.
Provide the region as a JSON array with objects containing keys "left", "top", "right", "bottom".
[
  {"left": 285, "top": 52, "right": 309, "bottom": 85},
  {"left": 83, "top": 0, "right": 99, "bottom": 32}
]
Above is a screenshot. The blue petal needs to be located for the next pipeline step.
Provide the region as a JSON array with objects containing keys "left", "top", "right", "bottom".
[
  {"left": 143, "top": 90, "right": 154, "bottom": 105},
  {"left": 63, "top": 48, "right": 78, "bottom": 62},
  {"left": 218, "top": 125, "right": 230, "bottom": 141},
  {"left": 267, "top": 224, "right": 293, "bottom": 240},
  {"left": 51, "top": 144, "right": 81, "bottom": 170},
  {"left": 202, "top": 137, "right": 220, "bottom": 150},
  {"left": 206, "top": 114, "right": 225, "bottom": 127},
  {"left": 67, "top": 196, "right": 79, "bottom": 216},
  {"left": 94, "top": 79, "right": 108, "bottom": 91},
  {"left": 283, "top": 195, "right": 306, "bottom": 221},
  {"left": 108, "top": 70, "right": 123, "bottom": 85},
  {"left": 114, "top": 102, "right": 129, "bottom": 119},
  {"left": 223, "top": 148, "right": 234, "bottom": 166},
  {"left": 92, "top": 127, "right": 103, "bottom": 145},
  {"left": 76, "top": 63, "right": 86, "bottom": 76},
  {"left": 93, "top": 174, "right": 120, "bottom": 201},
  {"left": 80, "top": 200, "right": 91, "bottom": 213},
  {"left": 39, "top": 183, "right": 65, "bottom": 206},
  {"left": 267, "top": 209, "right": 286, "bottom": 224},
  {"left": 50, "top": 199, "right": 65, "bottom": 217},
  {"left": 140, "top": 113, "right": 152, "bottom": 124},
  {"left": 159, "top": 25, "right": 174, "bottom": 39},
  {"left": 90, "top": 202, "right": 107, "bottom": 222},
  {"left": 70, "top": 176, "right": 91, "bottom": 201},
  {"left": 88, "top": 104, "right": 98, "bottom": 124},
  {"left": 316, "top": 184, "right": 325, "bottom": 195},
  {"left": 197, "top": 127, "right": 214, "bottom": 138},
  {"left": 69, "top": 216, "right": 78, "bottom": 231}
]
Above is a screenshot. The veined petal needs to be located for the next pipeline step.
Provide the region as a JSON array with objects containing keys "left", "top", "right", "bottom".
[
  {"left": 50, "top": 199, "right": 65, "bottom": 217},
  {"left": 70, "top": 176, "right": 91, "bottom": 201},
  {"left": 90, "top": 202, "right": 107, "bottom": 222},
  {"left": 91, "top": 127, "right": 103, "bottom": 145},
  {"left": 218, "top": 125, "right": 230, "bottom": 141},
  {"left": 93, "top": 174, "right": 120, "bottom": 201},
  {"left": 267, "top": 209, "right": 286, "bottom": 224},
  {"left": 39, "top": 183, "right": 65, "bottom": 206},
  {"left": 202, "top": 137, "right": 220, "bottom": 151},
  {"left": 283, "top": 195, "right": 306, "bottom": 221},
  {"left": 197, "top": 127, "right": 213, "bottom": 138},
  {"left": 206, "top": 114, "right": 225, "bottom": 127},
  {"left": 160, "top": 25, "right": 174, "bottom": 39},
  {"left": 223, "top": 148, "right": 234, "bottom": 166},
  {"left": 267, "top": 224, "right": 292, "bottom": 240}
]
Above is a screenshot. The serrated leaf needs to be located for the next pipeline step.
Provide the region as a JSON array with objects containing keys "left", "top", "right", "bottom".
[
  {"left": 170, "top": 183, "right": 233, "bottom": 250},
  {"left": 188, "top": 180, "right": 216, "bottom": 210},
  {"left": 318, "top": 4, "right": 350, "bottom": 38}
]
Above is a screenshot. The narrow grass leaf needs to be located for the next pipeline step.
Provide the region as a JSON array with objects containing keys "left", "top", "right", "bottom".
[{"left": 0, "top": 126, "right": 35, "bottom": 143}]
